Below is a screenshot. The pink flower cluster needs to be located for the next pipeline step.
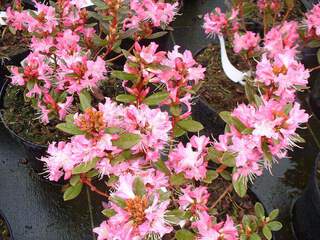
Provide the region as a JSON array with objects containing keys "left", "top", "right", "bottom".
[
  {"left": 203, "top": 7, "right": 239, "bottom": 36},
  {"left": 41, "top": 98, "right": 172, "bottom": 181},
  {"left": 8, "top": 1, "right": 106, "bottom": 124},
  {"left": 210, "top": 21, "right": 309, "bottom": 180},
  {"left": 124, "top": 42, "right": 205, "bottom": 118},
  {"left": 168, "top": 135, "right": 209, "bottom": 180},
  {"left": 233, "top": 31, "right": 260, "bottom": 54},
  {"left": 193, "top": 211, "right": 238, "bottom": 240},
  {"left": 305, "top": 3, "right": 320, "bottom": 37},
  {"left": 93, "top": 172, "right": 172, "bottom": 239},
  {"left": 123, "top": 0, "right": 178, "bottom": 29}
]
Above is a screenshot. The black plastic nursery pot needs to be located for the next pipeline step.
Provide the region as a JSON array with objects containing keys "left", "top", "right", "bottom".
[
  {"left": 0, "top": 80, "right": 49, "bottom": 180},
  {"left": 0, "top": 209, "right": 13, "bottom": 240},
  {"left": 308, "top": 71, "right": 320, "bottom": 120},
  {"left": 292, "top": 153, "right": 320, "bottom": 240}
]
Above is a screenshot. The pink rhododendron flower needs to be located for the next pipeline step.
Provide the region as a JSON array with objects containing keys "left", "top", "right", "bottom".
[
  {"left": 168, "top": 136, "right": 210, "bottom": 180},
  {"left": 123, "top": 0, "right": 178, "bottom": 29},
  {"left": 305, "top": 3, "right": 320, "bottom": 37},
  {"left": 58, "top": 96, "right": 74, "bottom": 120},
  {"left": 178, "top": 186, "right": 209, "bottom": 212},
  {"left": 203, "top": 7, "right": 228, "bottom": 36},
  {"left": 233, "top": 31, "right": 260, "bottom": 54},
  {"left": 6, "top": 7, "right": 29, "bottom": 30},
  {"left": 264, "top": 21, "right": 299, "bottom": 57},
  {"left": 27, "top": 2, "right": 58, "bottom": 33},
  {"left": 192, "top": 211, "right": 238, "bottom": 240}
]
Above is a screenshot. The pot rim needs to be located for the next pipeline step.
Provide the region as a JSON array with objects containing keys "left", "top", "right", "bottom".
[
  {"left": 0, "top": 209, "right": 14, "bottom": 239},
  {"left": 0, "top": 79, "right": 48, "bottom": 148}
]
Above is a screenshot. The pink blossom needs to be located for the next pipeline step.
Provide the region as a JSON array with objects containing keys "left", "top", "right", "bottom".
[
  {"left": 233, "top": 31, "right": 260, "bottom": 54},
  {"left": 203, "top": 7, "right": 228, "bottom": 36},
  {"left": 178, "top": 186, "right": 209, "bottom": 212},
  {"left": 168, "top": 136, "right": 210, "bottom": 180},
  {"left": 6, "top": 7, "right": 29, "bottom": 30},
  {"left": 38, "top": 102, "right": 50, "bottom": 124},
  {"left": 58, "top": 96, "right": 74, "bottom": 120},
  {"left": 27, "top": 2, "right": 58, "bottom": 33},
  {"left": 305, "top": 3, "right": 320, "bottom": 37},
  {"left": 123, "top": 0, "right": 178, "bottom": 29},
  {"left": 192, "top": 211, "right": 238, "bottom": 240},
  {"left": 41, "top": 141, "right": 75, "bottom": 181},
  {"left": 264, "top": 21, "right": 299, "bottom": 57}
]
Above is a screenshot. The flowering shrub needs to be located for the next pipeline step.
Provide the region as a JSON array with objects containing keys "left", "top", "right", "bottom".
[
  {"left": 6, "top": 0, "right": 178, "bottom": 124},
  {"left": 6, "top": 0, "right": 320, "bottom": 239}
]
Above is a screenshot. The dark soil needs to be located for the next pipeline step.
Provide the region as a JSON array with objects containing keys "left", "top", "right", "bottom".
[
  {"left": 1, "top": 77, "right": 123, "bottom": 145},
  {"left": 1, "top": 84, "right": 69, "bottom": 145},
  {"left": 196, "top": 44, "right": 248, "bottom": 113},
  {"left": 0, "top": 215, "right": 10, "bottom": 240},
  {"left": 208, "top": 177, "right": 256, "bottom": 222}
]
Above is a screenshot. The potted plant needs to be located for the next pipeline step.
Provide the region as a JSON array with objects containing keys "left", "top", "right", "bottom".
[
  {"left": 1, "top": 0, "right": 179, "bottom": 176},
  {"left": 196, "top": 0, "right": 311, "bottom": 114}
]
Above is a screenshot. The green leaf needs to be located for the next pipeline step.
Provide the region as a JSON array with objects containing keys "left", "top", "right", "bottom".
[
  {"left": 79, "top": 90, "right": 92, "bottom": 111},
  {"left": 91, "top": 0, "right": 108, "bottom": 9},
  {"left": 317, "top": 48, "right": 320, "bottom": 64},
  {"left": 110, "top": 196, "right": 126, "bottom": 208},
  {"left": 86, "top": 169, "right": 99, "bottom": 178},
  {"left": 170, "top": 105, "right": 181, "bottom": 117},
  {"left": 173, "top": 125, "right": 186, "bottom": 137},
  {"left": 110, "top": 150, "right": 132, "bottom": 165},
  {"left": 220, "top": 170, "right": 232, "bottom": 181},
  {"left": 70, "top": 175, "right": 80, "bottom": 186},
  {"left": 203, "top": 170, "right": 219, "bottom": 183},
  {"left": 262, "top": 225, "right": 272, "bottom": 240},
  {"left": 56, "top": 123, "right": 84, "bottom": 135},
  {"left": 177, "top": 119, "right": 204, "bottom": 132},
  {"left": 254, "top": 202, "right": 265, "bottom": 218},
  {"left": 112, "top": 133, "right": 141, "bottom": 149},
  {"left": 143, "top": 92, "right": 169, "bottom": 106},
  {"left": 146, "top": 31, "right": 168, "bottom": 39},
  {"left": 116, "top": 94, "right": 136, "bottom": 103},
  {"left": 306, "top": 40, "right": 320, "bottom": 48},
  {"left": 175, "top": 229, "right": 195, "bottom": 240},
  {"left": 170, "top": 173, "right": 187, "bottom": 186},
  {"left": 245, "top": 82, "right": 256, "bottom": 103},
  {"left": 262, "top": 142, "right": 273, "bottom": 163},
  {"left": 207, "top": 147, "right": 222, "bottom": 162},
  {"left": 72, "top": 157, "right": 100, "bottom": 174},
  {"left": 240, "top": 234, "right": 248, "bottom": 240},
  {"left": 154, "top": 159, "right": 170, "bottom": 175},
  {"left": 101, "top": 208, "right": 116, "bottom": 218},
  {"left": 221, "top": 152, "right": 236, "bottom": 167},
  {"left": 133, "top": 177, "right": 146, "bottom": 197},
  {"left": 268, "top": 209, "right": 279, "bottom": 221},
  {"left": 233, "top": 177, "right": 248, "bottom": 198},
  {"left": 65, "top": 114, "right": 74, "bottom": 124},
  {"left": 165, "top": 209, "right": 188, "bottom": 224},
  {"left": 249, "top": 233, "right": 261, "bottom": 240},
  {"left": 106, "top": 175, "right": 119, "bottom": 186},
  {"left": 219, "top": 111, "right": 246, "bottom": 131},
  {"left": 63, "top": 182, "right": 83, "bottom": 201},
  {"left": 267, "top": 221, "right": 282, "bottom": 231},
  {"left": 93, "top": 35, "right": 108, "bottom": 47},
  {"left": 111, "top": 71, "right": 138, "bottom": 81},
  {"left": 105, "top": 127, "right": 123, "bottom": 134}
]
